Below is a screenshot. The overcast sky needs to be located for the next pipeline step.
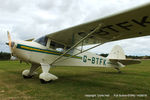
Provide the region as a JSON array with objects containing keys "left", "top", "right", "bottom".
[{"left": 0, "top": 0, "right": 150, "bottom": 56}]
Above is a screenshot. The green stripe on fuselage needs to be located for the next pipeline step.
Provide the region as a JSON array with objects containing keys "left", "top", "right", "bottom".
[{"left": 16, "top": 44, "right": 82, "bottom": 59}]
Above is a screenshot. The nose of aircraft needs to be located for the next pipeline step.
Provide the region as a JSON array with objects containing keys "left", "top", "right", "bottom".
[
  {"left": 6, "top": 31, "right": 17, "bottom": 57},
  {"left": 6, "top": 41, "right": 15, "bottom": 48},
  {"left": 10, "top": 41, "right": 15, "bottom": 48},
  {"left": 6, "top": 41, "right": 16, "bottom": 56}
]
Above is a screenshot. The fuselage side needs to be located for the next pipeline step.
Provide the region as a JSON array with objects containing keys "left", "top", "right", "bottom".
[{"left": 12, "top": 40, "right": 116, "bottom": 68}]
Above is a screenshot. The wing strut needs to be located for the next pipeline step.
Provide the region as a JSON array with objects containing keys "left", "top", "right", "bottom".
[
  {"left": 50, "top": 24, "right": 103, "bottom": 65},
  {"left": 57, "top": 43, "right": 104, "bottom": 63}
]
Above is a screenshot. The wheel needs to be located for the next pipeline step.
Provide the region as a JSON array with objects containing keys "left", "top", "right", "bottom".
[
  {"left": 118, "top": 71, "right": 122, "bottom": 73},
  {"left": 40, "top": 79, "right": 52, "bottom": 84},
  {"left": 23, "top": 75, "right": 33, "bottom": 79}
]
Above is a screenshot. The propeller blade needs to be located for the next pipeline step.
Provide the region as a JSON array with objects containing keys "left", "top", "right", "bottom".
[
  {"left": 7, "top": 31, "right": 12, "bottom": 51},
  {"left": 7, "top": 31, "right": 13, "bottom": 58},
  {"left": 7, "top": 31, "right": 17, "bottom": 60}
]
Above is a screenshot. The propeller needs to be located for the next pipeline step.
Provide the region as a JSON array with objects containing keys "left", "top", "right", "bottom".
[
  {"left": 7, "top": 31, "right": 15, "bottom": 59},
  {"left": 7, "top": 31, "right": 12, "bottom": 53}
]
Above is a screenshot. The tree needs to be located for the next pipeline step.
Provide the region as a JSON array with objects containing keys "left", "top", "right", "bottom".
[{"left": 0, "top": 52, "right": 11, "bottom": 60}]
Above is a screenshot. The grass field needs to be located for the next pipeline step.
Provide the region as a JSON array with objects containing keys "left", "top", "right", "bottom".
[{"left": 0, "top": 60, "right": 150, "bottom": 100}]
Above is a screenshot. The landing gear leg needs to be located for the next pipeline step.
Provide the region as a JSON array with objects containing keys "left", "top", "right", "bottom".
[
  {"left": 22, "top": 63, "right": 39, "bottom": 78},
  {"left": 115, "top": 67, "right": 122, "bottom": 73},
  {"left": 39, "top": 63, "right": 58, "bottom": 84}
]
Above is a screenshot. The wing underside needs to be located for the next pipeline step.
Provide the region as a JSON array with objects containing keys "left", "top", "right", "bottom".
[{"left": 46, "top": 3, "right": 150, "bottom": 46}]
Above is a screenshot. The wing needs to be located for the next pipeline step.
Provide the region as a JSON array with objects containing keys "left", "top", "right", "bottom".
[{"left": 46, "top": 3, "right": 150, "bottom": 46}]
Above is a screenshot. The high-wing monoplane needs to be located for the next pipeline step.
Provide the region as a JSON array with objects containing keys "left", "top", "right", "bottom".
[{"left": 7, "top": 3, "right": 150, "bottom": 83}]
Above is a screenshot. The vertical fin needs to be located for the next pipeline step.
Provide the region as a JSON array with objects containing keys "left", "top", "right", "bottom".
[{"left": 107, "top": 45, "right": 126, "bottom": 59}]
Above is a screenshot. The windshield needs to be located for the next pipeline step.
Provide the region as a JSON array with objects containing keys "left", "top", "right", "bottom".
[{"left": 34, "top": 36, "right": 48, "bottom": 46}]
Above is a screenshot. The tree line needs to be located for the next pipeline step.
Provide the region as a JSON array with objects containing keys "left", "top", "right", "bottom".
[{"left": 0, "top": 52, "right": 11, "bottom": 60}]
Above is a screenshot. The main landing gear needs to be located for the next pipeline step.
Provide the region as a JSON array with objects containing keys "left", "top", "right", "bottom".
[
  {"left": 39, "top": 63, "right": 58, "bottom": 84},
  {"left": 22, "top": 63, "right": 58, "bottom": 84},
  {"left": 22, "top": 63, "right": 39, "bottom": 78},
  {"left": 114, "top": 67, "right": 122, "bottom": 73}
]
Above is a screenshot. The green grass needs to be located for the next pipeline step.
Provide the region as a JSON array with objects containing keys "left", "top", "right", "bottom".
[{"left": 0, "top": 60, "right": 150, "bottom": 100}]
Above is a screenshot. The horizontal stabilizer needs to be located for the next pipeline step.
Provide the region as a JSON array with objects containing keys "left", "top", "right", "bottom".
[{"left": 109, "top": 59, "right": 141, "bottom": 65}]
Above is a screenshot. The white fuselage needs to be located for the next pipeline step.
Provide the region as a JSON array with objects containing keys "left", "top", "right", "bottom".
[{"left": 12, "top": 40, "right": 117, "bottom": 68}]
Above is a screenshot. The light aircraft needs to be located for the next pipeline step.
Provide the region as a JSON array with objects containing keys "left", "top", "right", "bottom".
[{"left": 6, "top": 3, "right": 150, "bottom": 83}]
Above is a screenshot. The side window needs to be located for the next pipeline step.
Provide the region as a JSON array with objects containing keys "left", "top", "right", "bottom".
[
  {"left": 50, "top": 41, "right": 65, "bottom": 52},
  {"left": 50, "top": 41, "right": 56, "bottom": 49},
  {"left": 66, "top": 46, "right": 74, "bottom": 54}
]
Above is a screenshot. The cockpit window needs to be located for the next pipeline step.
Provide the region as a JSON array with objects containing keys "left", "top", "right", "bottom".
[{"left": 34, "top": 36, "right": 48, "bottom": 46}]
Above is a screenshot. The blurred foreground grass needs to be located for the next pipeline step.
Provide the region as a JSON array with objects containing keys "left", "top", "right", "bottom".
[{"left": 0, "top": 60, "right": 149, "bottom": 100}]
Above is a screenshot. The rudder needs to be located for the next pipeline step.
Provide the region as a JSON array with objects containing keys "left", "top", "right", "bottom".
[{"left": 107, "top": 45, "right": 126, "bottom": 60}]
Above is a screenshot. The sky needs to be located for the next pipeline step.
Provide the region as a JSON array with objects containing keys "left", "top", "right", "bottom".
[{"left": 0, "top": 0, "right": 150, "bottom": 56}]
